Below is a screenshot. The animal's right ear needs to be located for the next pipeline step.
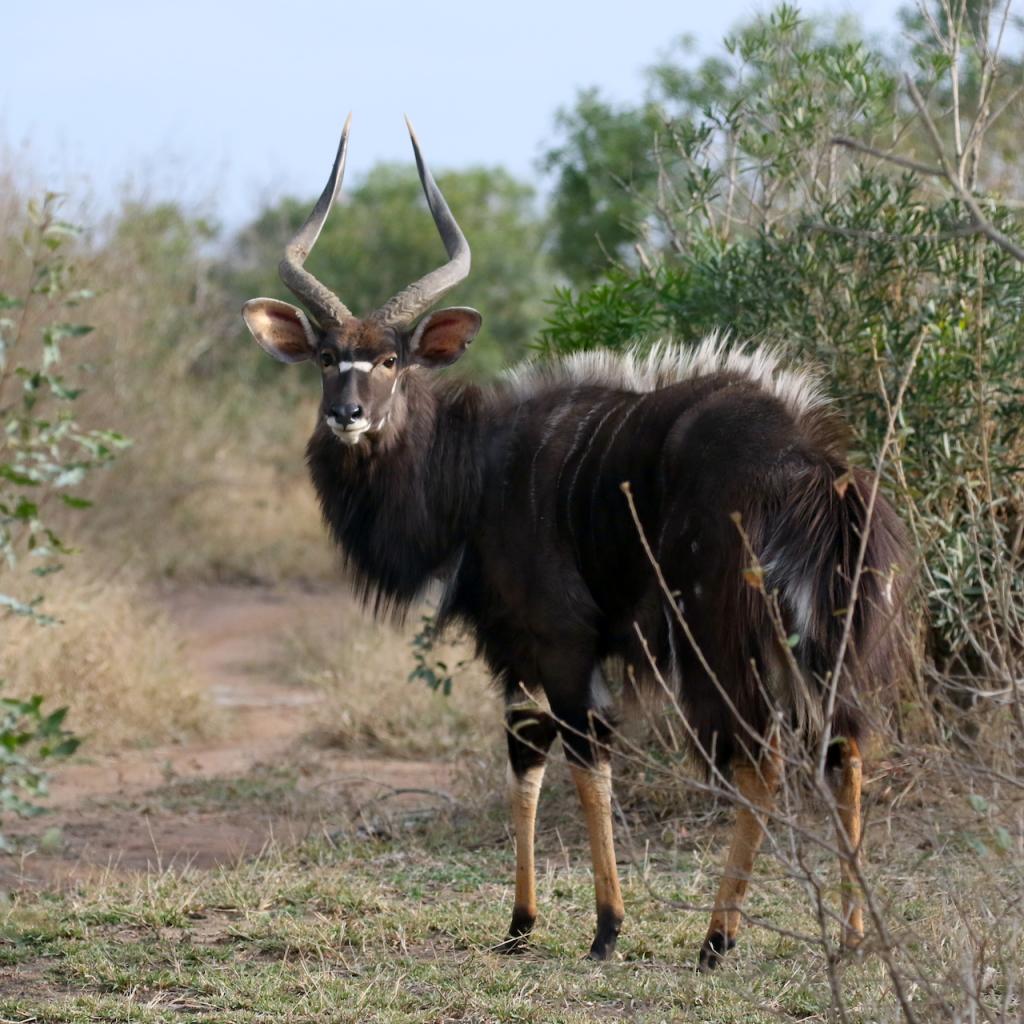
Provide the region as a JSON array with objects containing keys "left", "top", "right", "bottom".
[{"left": 241, "top": 298, "right": 318, "bottom": 364}]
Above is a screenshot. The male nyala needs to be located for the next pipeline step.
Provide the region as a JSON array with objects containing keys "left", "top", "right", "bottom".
[{"left": 242, "top": 117, "right": 909, "bottom": 969}]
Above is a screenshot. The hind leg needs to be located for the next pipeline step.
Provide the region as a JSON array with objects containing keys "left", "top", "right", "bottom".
[
  {"left": 502, "top": 698, "right": 558, "bottom": 950},
  {"left": 699, "top": 745, "right": 782, "bottom": 971},
  {"left": 833, "top": 737, "right": 864, "bottom": 947}
]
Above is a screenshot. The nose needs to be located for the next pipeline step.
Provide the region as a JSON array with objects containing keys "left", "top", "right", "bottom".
[{"left": 330, "top": 403, "right": 364, "bottom": 426}]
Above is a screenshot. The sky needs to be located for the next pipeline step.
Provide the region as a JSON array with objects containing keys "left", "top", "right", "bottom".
[{"left": 1, "top": 0, "right": 906, "bottom": 230}]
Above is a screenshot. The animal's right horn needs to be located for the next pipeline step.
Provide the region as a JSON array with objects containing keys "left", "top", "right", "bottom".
[{"left": 278, "top": 115, "right": 353, "bottom": 326}]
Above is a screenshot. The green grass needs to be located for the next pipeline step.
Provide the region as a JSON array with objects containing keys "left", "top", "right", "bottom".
[{"left": 3, "top": 778, "right": 1021, "bottom": 1023}]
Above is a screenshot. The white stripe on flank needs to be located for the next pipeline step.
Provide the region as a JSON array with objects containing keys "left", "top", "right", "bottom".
[
  {"left": 528, "top": 395, "right": 577, "bottom": 522},
  {"left": 566, "top": 397, "right": 624, "bottom": 542},
  {"left": 339, "top": 361, "right": 373, "bottom": 373},
  {"left": 591, "top": 399, "right": 641, "bottom": 512}
]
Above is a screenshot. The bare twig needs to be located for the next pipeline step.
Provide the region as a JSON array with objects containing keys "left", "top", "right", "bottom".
[
  {"left": 831, "top": 135, "right": 945, "bottom": 178},
  {"left": 905, "top": 74, "right": 1024, "bottom": 263}
]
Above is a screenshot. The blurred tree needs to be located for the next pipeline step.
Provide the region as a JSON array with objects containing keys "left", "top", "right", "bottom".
[
  {"left": 543, "top": 8, "right": 896, "bottom": 284},
  {"left": 895, "top": 0, "right": 1024, "bottom": 195},
  {"left": 105, "top": 202, "right": 224, "bottom": 376},
  {"left": 229, "top": 164, "right": 549, "bottom": 378},
  {"left": 541, "top": 90, "right": 663, "bottom": 285}
]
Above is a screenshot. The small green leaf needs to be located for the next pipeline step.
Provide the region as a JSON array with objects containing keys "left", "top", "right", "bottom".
[
  {"left": 993, "top": 826, "right": 1012, "bottom": 853},
  {"left": 43, "top": 323, "right": 94, "bottom": 344},
  {"left": 13, "top": 498, "right": 38, "bottom": 520},
  {"left": 0, "top": 466, "right": 38, "bottom": 486}
]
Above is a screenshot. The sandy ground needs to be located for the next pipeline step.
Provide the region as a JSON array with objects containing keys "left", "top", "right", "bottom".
[{"left": 1, "top": 584, "right": 451, "bottom": 886}]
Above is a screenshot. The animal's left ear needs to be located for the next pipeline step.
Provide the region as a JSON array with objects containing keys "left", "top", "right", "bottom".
[{"left": 408, "top": 307, "right": 482, "bottom": 367}]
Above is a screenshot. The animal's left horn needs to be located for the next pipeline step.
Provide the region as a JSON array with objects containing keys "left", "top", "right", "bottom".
[
  {"left": 371, "top": 117, "right": 472, "bottom": 328},
  {"left": 279, "top": 115, "right": 354, "bottom": 326}
]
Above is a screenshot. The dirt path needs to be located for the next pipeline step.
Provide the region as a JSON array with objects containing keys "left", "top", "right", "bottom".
[{"left": 2, "top": 584, "right": 450, "bottom": 886}]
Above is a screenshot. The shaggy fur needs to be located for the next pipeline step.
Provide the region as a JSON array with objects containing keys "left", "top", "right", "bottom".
[{"left": 307, "top": 336, "right": 910, "bottom": 773}]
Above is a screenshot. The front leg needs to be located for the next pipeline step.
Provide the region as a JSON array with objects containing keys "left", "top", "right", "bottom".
[
  {"left": 570, "top": 757, "right": 625, "bottom": 960},
  {"left": 554, "top": 692, "right": 624, "bottom": 962},
  {"left": 501, "top": 701, "right": 557, "bottom": 951}
]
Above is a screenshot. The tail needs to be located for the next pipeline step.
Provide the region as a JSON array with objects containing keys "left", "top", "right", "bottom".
[{"left": 758, "top": 463, "right": 909, "bottom": 744}]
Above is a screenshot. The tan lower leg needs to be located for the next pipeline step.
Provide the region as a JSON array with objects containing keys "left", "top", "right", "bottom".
[
  {"left": 835, "top": 737, "right": 864, "bottom": 946},
  {"left": 570, "top": 760, "right": 624, "bottom": 957},
  {"left": 508, "top": 763, "right": 545, "bottom": 933},
  {"left": 705, "top": 751, "right": 782, "bottom": 949}
]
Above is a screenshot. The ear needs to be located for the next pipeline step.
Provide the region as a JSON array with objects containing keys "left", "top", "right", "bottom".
[
  {"left": 241, "top": 298, "right": 318, "bottom": 364},
  {"left": 408, "top": 307, "right": 482, "bottom": 367}
]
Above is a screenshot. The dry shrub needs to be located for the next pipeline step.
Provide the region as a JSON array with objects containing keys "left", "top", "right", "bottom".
[
  {"left": 92, "top": 433, "right": 334, "bottom": 584},
  {"left": 70, "top": 269, "right": 335, "bottom": 584},
  {"left": 0, "top": 565, "right": 210, "bottom": 750},
  {"left": 280, "top": 589, "right": 498, "bottom": 759},
  {"left": 0, "top": 181, "right": 334, "bottom": 588}
]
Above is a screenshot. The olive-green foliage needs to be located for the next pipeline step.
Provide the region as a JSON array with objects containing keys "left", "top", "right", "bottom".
[
  {"left": 0, "top": 693, "right": 78, "bottom": 848},
  {"left": 542, "top": 90, "right": 665, "bottom": 286},
  {"left": 0, "top": 196, "right": 110, "bottom": 833},
  {"left": 540, "top": 4, "right": 1024, "bottom": 682},
  {"left": 542, "top": 9, "right": 895, "bottom": 286},
  {"left": 229, "top": 164, "right": 549, "bottom": 378},
  {"left": 0, "top": 196, "right": 129, "bottom": 621}
]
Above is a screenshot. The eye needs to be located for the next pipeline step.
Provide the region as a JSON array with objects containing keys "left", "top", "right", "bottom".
[
  {"left": 382, "top": 355, "right": 398, "bottom": 369},
  {"left": 320, "top": 351, "right": 335, "bottom": 368}
]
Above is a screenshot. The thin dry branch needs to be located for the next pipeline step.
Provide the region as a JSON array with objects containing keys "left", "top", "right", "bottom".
[{"left": 904, "top": 74, "right": 1024, "bottom": 263}]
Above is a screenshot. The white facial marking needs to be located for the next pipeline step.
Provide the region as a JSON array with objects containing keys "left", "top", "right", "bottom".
[
  {"left": 326, "top": 415, "right": 370, "bottom": 445},
  {"left": 338, "top": 361, "right": 374, "bottom": 373}
]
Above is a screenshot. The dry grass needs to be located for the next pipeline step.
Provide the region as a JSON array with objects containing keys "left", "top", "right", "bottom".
[
  {"left": 70, "top": 324, "right": 336, "bottom": 585},
  {"left": 0, "top": 565, "right": 210, "bottom": 750},
  {"left": 91, "top": 439, "right": 335, "bottom": 584},
  {"left": 279, "top": 589, "right": 499, "bottom": 759},
  {"left": 1, "top": 170, "right": 337, "bottom": 589},
  {"left": 1, "top": 758, "right": 1021, "bottom": 1023}
]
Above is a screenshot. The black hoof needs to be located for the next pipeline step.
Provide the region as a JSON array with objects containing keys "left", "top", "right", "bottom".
[
  {"left": 495, "top": 908, "right": 535, "bottom": 954},
  {"left": 586, "top": 940, "right": 617, "bottom": 961},
  {"left": 697, "top": 930, "right": 736, "bottom": 972},
  {"left": 587, "top": 909, "right": 623, "bottom": 961},
  {"left": 492, "top": 933, "right": 529, "bottom": 955}
]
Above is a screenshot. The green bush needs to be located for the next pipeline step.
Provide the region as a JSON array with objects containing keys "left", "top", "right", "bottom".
[
  {"left": 0, "top": 193, "right": 129, "bottom": 620},
  {"left": 0, "top": 693, "right": 79, "bottom": 848},
  {"left": 1, "top": 195, "right": 129, "bottom": 826},
  {"left": 540, "top": 4, "right": 1024, "bottom": 697}
]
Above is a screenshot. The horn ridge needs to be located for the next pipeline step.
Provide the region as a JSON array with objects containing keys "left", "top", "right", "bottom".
[
  {"left": 278, "top": 114, "right": 353, "bottom": 325},
  {"left": 371, "top": 117, "right": 472, "bottom": 328}
]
